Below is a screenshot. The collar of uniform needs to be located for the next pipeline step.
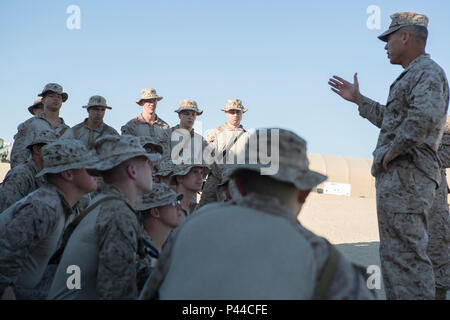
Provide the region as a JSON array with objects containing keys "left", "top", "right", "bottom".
[
  {"left": 37, "top": 112, "right": 66, "bottom": 127},
  {"left": 232, "top": 192, "right": 298, "bottom": 225},
  {"left": 43, "top": 182, "right": 75, "bottom": 218},
  {"left": 171, "top": 124, "right": 195, "bottom": 137},
  {"left": 402, "top": 53, "right": 431, "bottom": 75},
  {"left": 223, "top": 122, "right": 244, "bottom": 131},
  {"left": 82, "top": 118, "right": 105, "bottom": 133},
  {"left": 137, "top": 113, "right": 162, "bottom": 124},
  {"left": 100, "top": 183, "right": 136, "bottom": 212}
]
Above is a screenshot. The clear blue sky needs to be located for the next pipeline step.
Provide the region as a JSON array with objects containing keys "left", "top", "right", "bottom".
[{"left": 1, "top": 0, "right": 449, "bottom": 159}]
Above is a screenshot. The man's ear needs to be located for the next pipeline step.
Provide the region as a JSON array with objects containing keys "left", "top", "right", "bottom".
[
  {"left": 150, "top": 208, "right": 160, "bottom": 218},
  {"left": 297, "top": 189, "right": 311, "bottom": 204},
  {"left": 60, "top": 169, "right": 75, "bottom": 182},
  {"left": 125, "top": 162, "right": 137, "bottom": 180},
  {"left": 401, "top": 29, "right": 411, "bottom": 44},
  {"left": 233, "top": 175, "right": 247, "bottom": 196}
]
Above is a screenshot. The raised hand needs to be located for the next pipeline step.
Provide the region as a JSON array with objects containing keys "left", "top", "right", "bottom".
[{"left": 328, "top": 73, "right": 361, "bottom": 104}]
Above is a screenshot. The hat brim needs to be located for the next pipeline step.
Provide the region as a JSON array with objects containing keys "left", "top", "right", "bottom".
[
  {"left": 38, "top": 91, "right": 68, "bottom": 102},
  {"left": 136, "top": 97, "right": 163, "bottom": 104},
  {"left": 174, "top": 108, "right": 203, "bottom": 115},
  {"left": 36, "top": 155, "right": 101, "bottom": 178},
  {"left": 83, "top": 105, "right": 112, "bottom": 110},
  {"left": 136, "top": 192, "right": 183, "bottom": 211},
  {"left": 221, "top": 108, "right": 248, "bottom": 113},
  {"left": 95, "top": 151, "right": 161, "bottom": 172},
  {"left": 28, "top": 103, "right": 43, "bottom": 115},
  {"left": 231, "top": 164, "right": 327, "bottom": 190},
  {"left": 377, "top": 26, "right": 403, "bottom": 42}
]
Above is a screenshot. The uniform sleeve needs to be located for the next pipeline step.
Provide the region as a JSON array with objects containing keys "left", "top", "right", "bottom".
[
  {"left": 390, "top": 71, "right": 447, "bottom": 155},
  {"left": 59, "top": 127, "right": 74, "bottom": 139},
  {"left": 96, "top": 206, "right": 139, "bottom": 299},
  {"left": 0, "top": 203, "right": 55, "bottom": 293},
  {"left": 357, "top": 95, "right": 385, "bottom": 128},
  {"left": 438, "top": 123, "right": 450, "bottom": 168},
  {"left": 121, "top": 122, "right": 134, "bottom": 136},
  {"left": 10, "top": 125, "right": 31, "bottom": 169},
  {"left": 0, "top": 167, "right": 35, "bottom": 213}
]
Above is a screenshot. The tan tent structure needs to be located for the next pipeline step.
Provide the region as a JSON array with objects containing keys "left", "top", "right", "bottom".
[{"left": 307, "top": 153, "right": 376, "bottom": 198}]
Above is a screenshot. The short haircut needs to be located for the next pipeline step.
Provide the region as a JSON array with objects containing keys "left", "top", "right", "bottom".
[
  {"left": 232, "top": 169, "right": 298, "bottom": 203},
  {"left": 402, "top": 25, "right": 428, "bottom": 44}
]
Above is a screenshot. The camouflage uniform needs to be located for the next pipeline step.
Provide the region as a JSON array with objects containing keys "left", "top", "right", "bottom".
[
  {"left": 10, "top": 113, "right": 73, "bottom": 168},
  {"left": 358, "top": 53, "right": 449, "bottom": 299},
  {"left": 121, "top": 113, "right": 170, "bottom": 150},
  {"left": 198, "top": 122, "right": 249, "bottom": 207},
  {"left": 0, "top": 159, "right": 44, "bottom": 213},
  {"left": 48, "top": 184, "right": 141, "bottom": 300},
  {"left": 166, "top": 125, "right": 208, "bottom": 164},
  {"left": 48, "top": 135, "right": 160, "bottom": 300},
  {"left": 0, "top": 183, "right": 73, "bottom": 299},
  {"left": 72, "top": 118, "right": 119, "bottom": 149},
  {"left": 427, "top": 116, "right": 450, "bottom": 292}
]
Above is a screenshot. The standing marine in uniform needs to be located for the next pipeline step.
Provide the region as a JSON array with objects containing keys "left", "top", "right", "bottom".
[
  {"left": 328, "top": 12, "right": 449, "bottom": 299},
  {"left": 48, "top": 135, "right": 160, "bottom": 300},
  {"left": 167, "top": 99, "right": 208, "bottom": 164},
  {"left": 71, "top": 95, "right": 119, "bottom": 149},
  {"left": 0, "top": 140, "right": 100, "bottom": 299},
  {"left": 121, "top": 88, "right": 170, "bottom": 151},
  {"left": 198, "top": 98, "right": 249, "bottom": 207},
  {"left": 141, "top": 129, "right": 375, "bottom": 300},
  {"left": 10, "top": 83, "right": 73, "bottom": 168},
  {"left": 0, "top": 130, "right": 56, "bottom": 213},
  {"left": 428, "top": 116, "right": 450, "bottom": 300}
]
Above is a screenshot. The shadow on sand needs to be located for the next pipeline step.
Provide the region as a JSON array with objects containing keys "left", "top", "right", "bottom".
[{"left": 334, "top": 241, "right": 386, "bottom": 300}]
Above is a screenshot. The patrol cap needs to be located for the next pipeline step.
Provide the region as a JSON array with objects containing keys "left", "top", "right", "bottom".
[
  {"left": 230, "top": 128, "right": 327, "bottom": 190},
  {"left": 38, "top": 83, "right": 68, "bottom": 102},
  {"left": 94, "top": 135, "right": 161, "bottom": 171},
  {"left": 83, "top": 95, "right": 112, "bottom": 110},
  {"left": 136, "top": 183, "right": 183, "bottom": 211},
  {"left": 36, "top": 140, "right": 101, "bottom": 177},
  {"left": 174, "top": 99, "right": 203, "bottom": 115},
  {"left": 378, "top": 12, "right": 429, "bottom": 42}
]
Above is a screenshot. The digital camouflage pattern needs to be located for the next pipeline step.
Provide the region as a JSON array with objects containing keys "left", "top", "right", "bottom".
[
  {"left": 0, "top": 159, "right": 44, "bottom": 213},
  {"left": 358, "top": 53, "right": 449, "bottom": 299},
  {"left": 37, "top": 83, "right": 68, "bottom": 102},
  {"left": 135, "top": 88, "right": 163, "bottom": 104},
  {"left": 82, "top": 95, "right": 111, "bottom": 109},
  {"left": 48, "top": 184, "right": 141, "bottom": 300},
  {"left": 427, "top": 116, "right": 450, "bottom": 290},
  {"left": 165, "top": 125, "right": 209, "bottom": 164},
  {"left": 120, "top": 113, "right": 170, "bottom": 153},
  {"left": 198, "top": 122, "right": 249, "bottom": 207},
  {"left": 72, "top": 119, "right": 119, "bottom": 149},
  {"left": 174, "top": 99, "right": 203, "bottom": 115},
  {"left": 358, "top": 54, "right": 449, "bottom": 183},
  {"left": 10, "top": 112, "right": 73, "bottom": 168},
  {"left": 378, "top": 12, "right": 429, "bottom": 42},
  {"left": 0, "top": 183, "right": 73, "bottom": 298}
]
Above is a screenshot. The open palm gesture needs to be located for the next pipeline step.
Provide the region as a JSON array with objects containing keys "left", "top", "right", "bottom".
[{"left": 328, "top": 73, "right": 361, "bottom": 104}]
